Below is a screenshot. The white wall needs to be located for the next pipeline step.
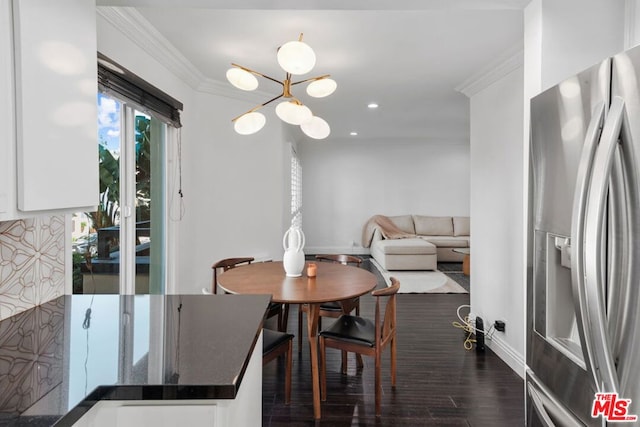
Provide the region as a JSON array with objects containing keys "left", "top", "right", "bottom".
[
  {"left": 464, "top": 0, "right": 638, "bottom": 375},
  {"left": 466, "top": 0, "right": 626, "bottom": 377},
  {"left": 299, "top": 138, "right": 470, "bottom": 254},
  {"left": 97, "top": 13, "right": 288, "bottom": 294},
  {"left": 179, "top": 91, "right": 286, "bottom": 292},
  {"left": 469, "top": 66, "right": 525, "bottom": 376},
  {"left": 626, "top": 0, "right": 640, "bottom": 49}
]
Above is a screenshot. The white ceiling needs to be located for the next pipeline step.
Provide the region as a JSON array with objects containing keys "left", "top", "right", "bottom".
[{"left": 98, "top": 1, "right": 525, "bottom": 142}]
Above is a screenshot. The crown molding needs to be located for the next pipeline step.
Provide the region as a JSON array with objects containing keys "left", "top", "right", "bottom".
[
  {"left": 97, "top": 7, "right": 205, "bottom": 89},
  {"left": 455, "top": 42, "right": 524, "bottom": 98},
  {"left": 98, "top": 7, "right": 282, "bottom": 103}
]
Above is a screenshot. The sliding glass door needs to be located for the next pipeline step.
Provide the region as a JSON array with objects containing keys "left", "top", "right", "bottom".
[{"left": 71, "top": 93, "right": 167, "bottom": 295}]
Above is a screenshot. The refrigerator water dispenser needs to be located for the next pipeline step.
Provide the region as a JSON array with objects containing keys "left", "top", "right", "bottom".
[{"left": 539, "top": 232, "right": 585, "bottom": 368}]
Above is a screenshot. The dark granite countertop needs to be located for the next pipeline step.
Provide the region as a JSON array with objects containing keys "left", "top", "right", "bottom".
[{"left": 0, "top": 294, "right": 271, "bottom": 426}]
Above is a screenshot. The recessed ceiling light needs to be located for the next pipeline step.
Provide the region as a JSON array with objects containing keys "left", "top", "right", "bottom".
[
  {"left": 350, "top": 131, "right": 358, "bottom": 136},
  {"left": 367, "top": 103, "right": 379, "bottom": 109}
]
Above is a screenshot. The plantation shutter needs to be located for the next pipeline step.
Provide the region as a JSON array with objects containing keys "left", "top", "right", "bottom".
[{"left": 291, "top": 147, "right": 302, "bottom": 226}]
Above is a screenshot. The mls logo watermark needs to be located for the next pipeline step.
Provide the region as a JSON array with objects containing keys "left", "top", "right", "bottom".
[{"left": 592, "top": 393, "right": 638, "bottom": 422}]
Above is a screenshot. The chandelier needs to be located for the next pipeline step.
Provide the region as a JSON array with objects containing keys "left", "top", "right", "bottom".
[{"left": 227, "top": 33, "right": 336, "bottom": 139}]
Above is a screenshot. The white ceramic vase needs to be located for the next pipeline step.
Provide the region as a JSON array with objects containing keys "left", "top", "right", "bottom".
[{"left": 283, "top": 225, "right": 305, "bottom": 277}]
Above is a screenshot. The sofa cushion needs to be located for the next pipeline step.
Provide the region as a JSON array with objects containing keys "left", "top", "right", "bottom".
[
  {"left": 373, "top": 238, "right": 436, "bottom": 255},
  {"left": 453, "top": 216, "right": 470, "bottom": 236},
  {"left": 413, "top": 215, "right": 453, "bottom": 236},
  {"left": 421, "top": 236, "right": 469, "bottom": 248},
  {"left": 388, "top": 215, "right": 416, "bottom": 234}
]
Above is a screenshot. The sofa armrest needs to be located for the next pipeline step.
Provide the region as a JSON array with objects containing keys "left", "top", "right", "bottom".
[{"left": 371, "top": 228, "right": 384, "bottom": 244}]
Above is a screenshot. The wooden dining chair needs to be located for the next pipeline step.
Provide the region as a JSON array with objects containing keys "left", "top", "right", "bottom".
[
  {"left": 298, "top": 254, "right": 363, "bottom": 354},
  {"left": 262, "top": 328, "right": 294, "bottom": 404},
  {"left": 319, "top": 278, "right": 400, "bottom": 417},
  {"left": 212, "top": 257, "right": 289, "bottom": 332},
  {"left": 211, "top": 257, "right": 255, "bottom": 294}
]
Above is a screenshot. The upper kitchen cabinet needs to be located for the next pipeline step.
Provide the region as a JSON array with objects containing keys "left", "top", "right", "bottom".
[
  {"left": 0, "top": 2, "right": 12, "bottom": 215},
  {"left": 0, "top": 0, "right": 98, "bottom": 221}
]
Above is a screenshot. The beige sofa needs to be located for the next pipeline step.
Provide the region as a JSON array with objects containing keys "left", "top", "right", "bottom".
[{"left": 367, "top": 215, "right": 470, "bottom": 271}]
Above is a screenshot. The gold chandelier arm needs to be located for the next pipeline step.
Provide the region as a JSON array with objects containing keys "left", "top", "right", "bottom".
[
  {"left": 290, "top": 74, "right": 331, "bottom": 86},
  {"left": 231, "top": 93, "right": 284, "bottom": 122},
  {"left": 231, "top": 63, "right": 283, "bottom": 86}
]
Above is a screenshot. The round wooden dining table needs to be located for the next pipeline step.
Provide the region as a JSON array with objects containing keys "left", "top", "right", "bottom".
[{"left": 217, "top": 260, "right": 378, "bottom": 420}]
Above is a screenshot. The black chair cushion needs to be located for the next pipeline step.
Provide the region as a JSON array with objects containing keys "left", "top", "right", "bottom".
[
  {"left": 266, "top": 302, "right": 283, "bottom": 315},
  {"left": 319, "top": 298, "right": 360, "bottom": 312},
  {"left": 263, "top": 329, "right": 294, "bottom": 356},
  {"left": 319, "top": 315, "right": 376, "bottom": 348},
  {"left": 319, "top": 301, "right": 342, "bottom": 311}
]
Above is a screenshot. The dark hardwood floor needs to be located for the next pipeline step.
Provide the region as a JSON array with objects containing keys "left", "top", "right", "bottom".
[{"left": 262, "top": 259, "right": 524, "bottom": 426}]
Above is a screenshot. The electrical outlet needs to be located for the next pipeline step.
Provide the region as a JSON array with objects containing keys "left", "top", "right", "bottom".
[{"left": 494, "top": 320, "right": 506, "bottom": 332}]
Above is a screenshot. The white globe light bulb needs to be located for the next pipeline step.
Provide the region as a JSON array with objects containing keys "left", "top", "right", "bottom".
[
  {"left": 275, "top": 101, "right": 313, "bottom": 125},
  {"left": 234, "top": 112, "right": 266, "bottom": 135},
  {"left": 301, "top": 116, "right": 330, "bottom": 139},
  {"left": 277, "top": 41, "right": 316, "bottom": 75},
  {"left": 306, "top": 78, "right": 337, "bottom": 98},
  {"left": 226, "top": 68, "right": 258, "bottom": 91}
]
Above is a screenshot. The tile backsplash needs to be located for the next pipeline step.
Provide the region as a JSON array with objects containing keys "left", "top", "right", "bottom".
[
  {"left": 0, "top": 296, "right": 64, "bottom": 415},
  {"left": 0, "top": 216, "right": 65, "bottom": 321}
]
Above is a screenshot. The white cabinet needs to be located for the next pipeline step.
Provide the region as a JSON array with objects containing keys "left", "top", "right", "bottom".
[
  {"left": 0, "top": 1, "right": 13, "bottom": 214},
  {"left": 0, "top": 0, "right": 98, "bottom": 221},
  {"left": 72, "top": 333, "right": 264, "bottom": 427}
]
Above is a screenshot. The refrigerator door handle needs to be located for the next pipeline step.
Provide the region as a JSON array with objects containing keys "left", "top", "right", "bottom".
[
  {"left": 570, "top": 101, "right": 605, "bottom": 371},
  {"left": 582, "top": 96, "right": 626, "bottom": 394},
  {"left": 607, "top": 93, "right": 640, "bottom": 397},
  {"left": 528, "top": 383, "right": 557, "bottom": 427},
  {"left": 607, "top": 128, "right": 630, "bottom": 360},
  {"left": 527, "top": 371, "right": 583, "bottom": 427}
]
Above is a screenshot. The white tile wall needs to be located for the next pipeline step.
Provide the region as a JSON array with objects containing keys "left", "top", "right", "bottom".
[{"left": 0, "top": 216, "right": 65, "bottom": 321}]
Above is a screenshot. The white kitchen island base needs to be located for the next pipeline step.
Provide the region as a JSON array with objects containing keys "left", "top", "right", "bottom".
[{"left": 72, "top": 333, "right": 262, "bottom": 427}]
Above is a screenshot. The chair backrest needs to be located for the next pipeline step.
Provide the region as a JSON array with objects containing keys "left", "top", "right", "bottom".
[
  {"left": 315, "top": 254, "right": 362, "bottom": 267},
  {"left": 211, "top": 257, "right": 255, "bottom": 293},
  {"left": 372, "top": 277, "right": 400, "bottom": 347}
]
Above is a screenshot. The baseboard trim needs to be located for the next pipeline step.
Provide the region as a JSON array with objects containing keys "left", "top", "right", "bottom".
[
  {"left": 305, "top": 246, "right": 370, "bottom": 256},
  {"left": 487, "top": 334, "right": 525, "bottom": 379}
]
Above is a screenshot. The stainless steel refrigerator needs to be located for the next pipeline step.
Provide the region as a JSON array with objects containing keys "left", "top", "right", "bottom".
[{"left": 527, "top": 45, "right": 640, "bottom": 426}]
